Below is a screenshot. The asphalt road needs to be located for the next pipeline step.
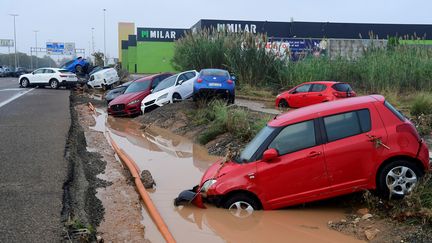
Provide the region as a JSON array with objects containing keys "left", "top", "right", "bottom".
[{"left": 0, "top": 77, "right": 70, "bottom": 242}]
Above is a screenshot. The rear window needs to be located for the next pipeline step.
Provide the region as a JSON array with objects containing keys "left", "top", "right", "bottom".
[
  {"left": 58, "top": 69, "right": 71, "bottom": 74},
  {"left": 200, "top": 69, "right": 229, "bottom": 77},
  {"left": 332, "top": 83, "right": 352, "bottom": 92},
  {"left": 324, "top": 109, "right": 371, "bottom": 142},
  {"left": 384, "top": 101, "right": 406, "bottom": 121}
]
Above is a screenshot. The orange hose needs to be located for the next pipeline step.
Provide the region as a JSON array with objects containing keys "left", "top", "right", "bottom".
[
  {"left": 88, "top": 102, "right": 96, "bottom": 114},
  {"left": 107, "top": 132, "right": 176, "bottom": 243}
]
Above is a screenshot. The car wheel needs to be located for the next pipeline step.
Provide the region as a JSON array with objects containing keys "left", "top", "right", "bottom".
[
  {"left": 278, "top": 99, "right": 289, "bottom": 108},
  {"left": 377, "top": 160, "right": 423, "bottom": 199},
  {"left": 223, "top": 193, "right": 260, "bottom": 218},
  {"left": 228, "top": 94, "right": 235, "bottom": 105},
  {"left": 20, "top": 78, "right": 30, "bottom": 88},
  {"left": 173, "top": 93, "right": 182, "bottom": 103},
  {"left": 192, "top": 94, "right": 197, "bottom": 102},
  {"left": 75, "top": 65, "right": 83, "bottom": 74},
  {"left": 50, "top": 79, "right": 59, "bottom": 89}
]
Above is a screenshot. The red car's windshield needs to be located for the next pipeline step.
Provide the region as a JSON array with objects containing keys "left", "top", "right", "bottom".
[{"left": 124, "top": 80, "right": 151, "bottom": 94}]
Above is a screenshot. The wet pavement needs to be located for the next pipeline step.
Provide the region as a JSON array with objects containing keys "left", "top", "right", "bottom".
[
  {"left": 90, "top": 107, "right": 363, "bottom": 243},
  {"left": 235, "top": 98, "right": 281, "bottom": 115}
]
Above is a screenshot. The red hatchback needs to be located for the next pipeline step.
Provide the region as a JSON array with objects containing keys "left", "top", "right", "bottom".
[
  {"left": 176, "top": 95, "right": 430, "bottom": 212},
  {"left": 108, "top": 73, "right": 172, "bottom": 117},
  {"left": 275, "top": 81, "right": 356, "bottom": 108}
]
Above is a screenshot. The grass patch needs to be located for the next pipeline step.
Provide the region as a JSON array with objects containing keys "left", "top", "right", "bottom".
[
  {"left": 189, "top": 100, "right": 271, "bottom": 145},
  {"left": 364, "top": 174, "right": 432, "bottom": 225}
]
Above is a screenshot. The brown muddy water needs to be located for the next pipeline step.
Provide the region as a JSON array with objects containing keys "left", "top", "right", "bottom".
[{"left": 92, "top": 108, "right": 363, "bottom": 243}]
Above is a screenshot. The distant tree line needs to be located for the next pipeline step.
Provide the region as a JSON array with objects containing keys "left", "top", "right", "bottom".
[{"left": 0, "top": 52, "right": 57, "bottom": 69}]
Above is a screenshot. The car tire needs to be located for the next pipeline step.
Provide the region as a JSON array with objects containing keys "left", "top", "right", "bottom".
[
  {"left": 228, "top": 94, "right": 235, "bottom": 105},
  {"left": 377, "top": 160, "right": 423, "bottom": 199},
  {"left": 20, "top": 78, "right": 30, "bottom": 88},
  {"left": 278, "top": 99, "right": 289, "bottom": 108},
  {"left": 75, "top": 65, "right": 83, "bottom": 74},
  {"left": 173, "top": 93, "right": 182, "bottom": 103},
  {"left": 223, "top": 193, "right": 260, "bottom": 218},
  {"left": 49, "top": 79, "right": 59, "bottom": 89},
  {"left": 192, "top": 94, "right": 197, "bottom": 102}
]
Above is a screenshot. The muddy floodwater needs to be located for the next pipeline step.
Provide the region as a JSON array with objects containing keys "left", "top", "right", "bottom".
[{"left": 93, "top": 108, "right": 363, "bottom": 243}]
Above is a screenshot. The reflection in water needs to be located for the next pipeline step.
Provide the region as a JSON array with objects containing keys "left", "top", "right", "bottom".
[{"left": 92, "top": 109, "right": 362, "bottom": 243}]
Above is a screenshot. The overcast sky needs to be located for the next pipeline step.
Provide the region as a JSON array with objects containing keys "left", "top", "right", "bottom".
[{"left": 0, "top": 0, "right": 431, "bottom": 59}]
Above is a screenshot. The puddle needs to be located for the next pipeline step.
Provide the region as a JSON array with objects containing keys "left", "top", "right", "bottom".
[{"left": 93, "top": 108, "right": 363, "bottom": 243}]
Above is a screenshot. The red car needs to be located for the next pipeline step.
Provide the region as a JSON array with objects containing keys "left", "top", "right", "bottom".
[
  {"left": 275, "top": 81, "right": 356, "bottom": 108},
  {"left": 176, "top": 95, "right": 430, "bottom": 212},
  {"left": 108, "top": 73, "right": 172, "bottom": 117}
]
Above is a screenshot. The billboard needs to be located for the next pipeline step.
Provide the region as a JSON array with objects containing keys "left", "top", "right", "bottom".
[
  {"left": 137, "top": 28, "right": 188, "bottom": 42},
  {"left": 46, "top": 42, "right": 76, "bottom": 55},
  {"left": 0, "top": 39, "right": 14, "bottom": 47}
]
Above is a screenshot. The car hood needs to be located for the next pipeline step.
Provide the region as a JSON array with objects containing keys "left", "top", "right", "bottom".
[
  {"left": 109, "top": 91, "right": 148, "bottom": 105},
  {"left": 199, "top": 160, "right": 240, "bottom": 185},
  {"left": 143, "top": 87, "right": 174, "bottom": 103}
]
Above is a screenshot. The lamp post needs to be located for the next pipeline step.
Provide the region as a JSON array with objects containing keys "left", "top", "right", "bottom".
[
  {"left": 34, "top": 30, "right": 39, "bottom": 69},
  {"left": 91, "top": 27, "right": 95, "bottom": 54},
  {"left": 9, "top": 14, "right": 18, "bottom": 70},
  {"left": 103, "top": 9, "right": 106, "bottom": 65}
]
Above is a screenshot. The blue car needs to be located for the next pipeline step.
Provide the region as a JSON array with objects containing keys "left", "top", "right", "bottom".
[
  {"left": 193, "top": 69, "right": 236, "bottom": 104},
  {"left": 60, "top": 57, "right": 90, "bottom": 74}
]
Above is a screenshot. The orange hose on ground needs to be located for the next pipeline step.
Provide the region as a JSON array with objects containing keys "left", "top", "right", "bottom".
[
  {"left": 88, "top": 102, "right": 95, "bottom": 113},
  {"left": 107, "top": 133, "right": 176, "bottom": 243}
]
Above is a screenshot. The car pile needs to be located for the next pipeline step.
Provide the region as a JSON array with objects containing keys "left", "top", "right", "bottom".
[{"left": 106, "top": 68, "right": 236, "bottom": 117}]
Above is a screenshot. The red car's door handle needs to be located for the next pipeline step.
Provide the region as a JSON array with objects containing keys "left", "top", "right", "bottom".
[
  {"left": 308, "top": 151, "right": 322, "bottom": 158},
  {"left": 318, "top": 94, "right": 323, "bottom": 96}
]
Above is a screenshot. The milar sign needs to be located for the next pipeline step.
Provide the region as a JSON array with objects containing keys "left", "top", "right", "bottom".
[
  {"left": 137, "top": 28, "right": 188, "bottom": 42},
  {"left": 216, "top": 23, "right": 257, "bottom": 33}
]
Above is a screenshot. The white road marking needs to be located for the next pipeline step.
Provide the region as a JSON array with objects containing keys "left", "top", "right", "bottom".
[{"left": 0, "top": 88, "right": 35, "bottom": 109}]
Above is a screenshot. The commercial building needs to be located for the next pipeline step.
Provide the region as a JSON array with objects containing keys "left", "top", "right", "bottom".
[{"left": 119, "top": 19, "right": 432, "bottom": 74}]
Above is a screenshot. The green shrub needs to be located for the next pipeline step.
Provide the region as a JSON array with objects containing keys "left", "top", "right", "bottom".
[
  {"left": 411, "top": 93, "right": 432, "bottom": 116},
  {"left": 173, "top": 30, "right": 432, "bottom": 93}
]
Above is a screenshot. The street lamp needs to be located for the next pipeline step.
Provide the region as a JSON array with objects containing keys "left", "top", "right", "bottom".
[
  {"left": 91, "top": 27, "right": 95, "bottom": 54},
  {"left": 34, "top": 30, "right": 39, "bottom": 68},
  {"left": 9, "top": 14, "right": 18, "bottom": 70},
  {"left": 103, "top": 9, "right": 106, "bottom": 65}
]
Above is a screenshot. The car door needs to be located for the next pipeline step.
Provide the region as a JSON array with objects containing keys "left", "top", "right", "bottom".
[
  {"left": 307, "top": 84, "right": 328, "bottom": 105},
  {"left": 175, "top": 73, "right": 190, "bottom": 98},
  {"left": 256, "top": 120, "right": 329, "bottom": 208},
  {"left": 182, "top": 71, "right": 197, "bottom": 98},
  {"left": 42, "top": 69, "right": 55, "bottom": 83},
  {"left": 30, "top": 69, "right": 45, "bottom": 83},
  {"left": 289, "top": 84, "right": 312, "bottom": 108},
  {"left": 321, "top": 107, "right": 387, "bottom": 193}
]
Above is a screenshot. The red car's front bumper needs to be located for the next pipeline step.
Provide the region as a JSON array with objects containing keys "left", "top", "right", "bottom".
[{"left": 108, "top": 103, "right": 142, "bottom": 117}]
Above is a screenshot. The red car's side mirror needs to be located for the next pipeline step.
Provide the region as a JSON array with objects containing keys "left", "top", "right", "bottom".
[{"left": 262, "top": 148, "right": 279, "bottom": 162}]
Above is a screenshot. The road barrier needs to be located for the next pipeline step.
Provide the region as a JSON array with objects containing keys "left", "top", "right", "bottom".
[{"left": 87, "top": 103, "right": 176, "bottom": 243}]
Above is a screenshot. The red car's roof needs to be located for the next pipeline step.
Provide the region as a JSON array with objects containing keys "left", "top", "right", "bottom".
[
  {"left": 269, "top": 95, "right": 385, "bottom": 127},
  {"left": 134, "top": 73, "right": 172, "bottom": 82},
  {"left": 301, "top": 81, "right": 341, "bottom": 85}
]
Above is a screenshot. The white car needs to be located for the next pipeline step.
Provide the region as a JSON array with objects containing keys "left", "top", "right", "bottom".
[
  {"left": 141, "top": 70, "right": 198, "bottom": 113},
  {"left": 86, "top": 68, "right": 120, "bottom": 90},
  {"left": 19, "top": 68, "right": 78, "bottom": 89}
]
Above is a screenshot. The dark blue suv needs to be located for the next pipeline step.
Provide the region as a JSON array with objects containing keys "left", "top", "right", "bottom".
[{"left": 193, "top": 69, "right": 236, "bottom": 104}]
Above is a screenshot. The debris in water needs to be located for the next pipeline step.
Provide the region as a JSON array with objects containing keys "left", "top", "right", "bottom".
[{"left": 140, "top": 170, "right": 156, "bottom": 189}]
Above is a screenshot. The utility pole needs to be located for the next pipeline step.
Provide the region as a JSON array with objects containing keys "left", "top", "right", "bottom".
[
  {"left": 91, "top": 27, "right": 95, "bottom": 54},
  {"left": 9, "top": 14, "right": 18, "bottom": 70},
  {"left": 34, "top": 30, "right": 39, "bottom": 69},
  {"left": 103, "top": 9, "right": 106, "bottom": 65}
]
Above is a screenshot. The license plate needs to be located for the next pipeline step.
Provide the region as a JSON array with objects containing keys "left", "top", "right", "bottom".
[{"left": 209, "top": 83, "right": 222, "bottom": 87}]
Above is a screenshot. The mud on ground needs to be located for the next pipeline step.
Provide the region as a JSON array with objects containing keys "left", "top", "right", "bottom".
[
  {"left": 63, "top": 92, "right": 148, "bottom": 242},
  {"left": 61, "top": 94, "right": 109, "bottom": 242}
]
